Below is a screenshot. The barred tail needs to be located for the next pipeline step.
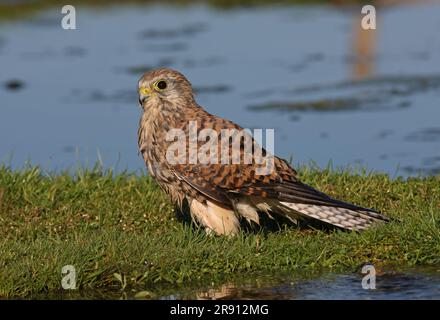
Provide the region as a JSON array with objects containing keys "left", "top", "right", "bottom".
[{"left": 279, "top": 202, "right": 389, "bottom": 231}]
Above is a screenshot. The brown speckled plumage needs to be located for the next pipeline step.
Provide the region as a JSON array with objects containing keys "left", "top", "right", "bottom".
[{"left": 137, "top": 68, "right": 389, "bottom": 235}]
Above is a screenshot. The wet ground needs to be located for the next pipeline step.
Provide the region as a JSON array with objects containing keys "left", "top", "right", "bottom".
[{"left": 1, "top": 2, "right": 440, "bottom": 176}]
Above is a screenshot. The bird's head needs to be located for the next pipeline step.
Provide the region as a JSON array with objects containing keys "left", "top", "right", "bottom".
[{"left": 138, "top": 68, "right": 195, "bottom": 110}]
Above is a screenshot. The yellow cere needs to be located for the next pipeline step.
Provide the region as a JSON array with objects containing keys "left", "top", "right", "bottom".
[{"left": 139, "top": 87, "right": 152, "bottom": 95}]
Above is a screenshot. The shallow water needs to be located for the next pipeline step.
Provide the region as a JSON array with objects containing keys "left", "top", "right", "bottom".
[
  {"left": 32, "top": 267, "right": 440, "bottom": 300},
  {"left": 1, "top": 3, "right": 440, "bottom": 176}
]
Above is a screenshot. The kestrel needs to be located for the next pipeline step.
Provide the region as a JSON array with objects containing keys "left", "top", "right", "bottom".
[{"left": 137, "top": 68, "right": 389, "bottom": 235}]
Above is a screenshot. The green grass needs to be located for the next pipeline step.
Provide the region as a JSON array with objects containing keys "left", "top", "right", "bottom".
[{"left": 0, "top": 165, "right": 439, "bottom": 298}]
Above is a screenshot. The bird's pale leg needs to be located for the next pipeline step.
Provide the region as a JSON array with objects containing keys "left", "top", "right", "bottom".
[{"left": 190, "top": 199, "right": 240, "bottom": 235}]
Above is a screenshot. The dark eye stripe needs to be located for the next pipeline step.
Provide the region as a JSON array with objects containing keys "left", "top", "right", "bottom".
[{"left": 157, "top": 80, "right": 167, "bottom": 90}]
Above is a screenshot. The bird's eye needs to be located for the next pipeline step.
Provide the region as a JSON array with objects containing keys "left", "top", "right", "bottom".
[{"left": 154, "top": 80, "right": 167, "bottom": 90}]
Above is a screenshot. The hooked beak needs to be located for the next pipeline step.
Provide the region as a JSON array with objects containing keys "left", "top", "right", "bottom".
[{"left": 138, "top": 87, "right": 152, "bottom": 105}]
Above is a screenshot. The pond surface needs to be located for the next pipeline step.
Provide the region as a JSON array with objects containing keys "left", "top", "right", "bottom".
[
  {"left": 32, "top": 267, "right": 440, "bottom": 300},
  {"left": 1, "top": 2, "right": 440, "bottom": 176}
]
